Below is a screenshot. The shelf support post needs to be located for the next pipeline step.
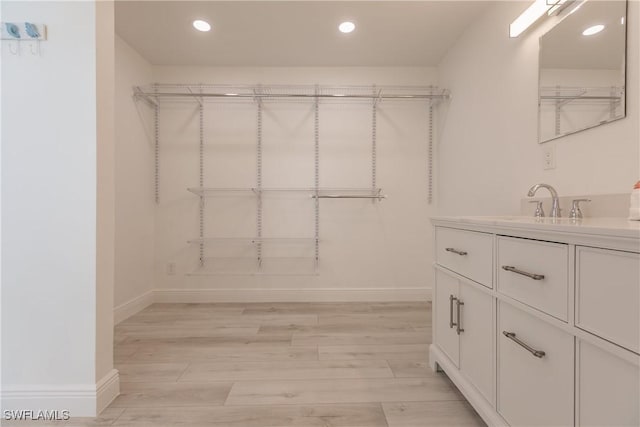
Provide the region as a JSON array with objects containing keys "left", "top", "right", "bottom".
[
  {"left": 198, "top": 85, "right": 205, "bottom": 267},
  {"left": 154, "top": 83, "right": 160, "bottom": 204},
  {"left": 255, "top": 89, "right": 263, "bottom": 269},
  {"left": 314, "top": 85, "right": 320, "bottom": 272}
]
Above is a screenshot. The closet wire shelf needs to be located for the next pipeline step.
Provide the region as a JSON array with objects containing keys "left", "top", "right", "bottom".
[{"left": 134, "top": 84, "right": 450, "bottom": 105}]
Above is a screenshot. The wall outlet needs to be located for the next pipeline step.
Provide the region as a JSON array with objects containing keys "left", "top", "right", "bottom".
[
  {"left": 543, "top": 145, "right": 556, "bottom": 170},
  {"left": 166, "top": 262, "right": 176, "bottom": 275}
]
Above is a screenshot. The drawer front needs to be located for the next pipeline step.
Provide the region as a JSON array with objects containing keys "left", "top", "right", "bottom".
[
  {"left": 497, "top": 236, "right": 569, "bottom": 321},
  {"left": 498, "top": 302, "right": 574, "bottom": 427},
  {"left": 435, "top": 227, "right": 493, "bottom": 288},
  {"left": 576, "top": 246, "right": 640, "bottom": 354},
  {"left": 577, "top": 340, "right": 640, "bottom": 426}
]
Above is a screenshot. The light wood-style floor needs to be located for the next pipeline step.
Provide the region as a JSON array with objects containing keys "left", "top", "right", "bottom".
[{"left": 8, "top": 302, "right": 486, "bottom": 427}]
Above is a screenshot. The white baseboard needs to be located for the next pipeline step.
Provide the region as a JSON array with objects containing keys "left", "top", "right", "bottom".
[
  {"left": 96, "top": 369, "right": 119, "bottom": 414},
  {"left": 1, "top": 370, "right": 120, "bottom": 418},
  {"left": 153, "top": 287, "right": 432, "bottom": 303},
  {"left": 113, "top": 290, "right": 154, "bottom": 324}
]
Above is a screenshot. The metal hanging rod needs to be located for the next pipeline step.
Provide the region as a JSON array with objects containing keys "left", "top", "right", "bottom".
[
  {"left": 540, "top": 95, "right": 622, "bottom": 101},
  {"left": 312, "top": 195, "right": 387, "bottom": 199},
  {"left": 133, "top": 84, "right": 450, "bottom": 104}
]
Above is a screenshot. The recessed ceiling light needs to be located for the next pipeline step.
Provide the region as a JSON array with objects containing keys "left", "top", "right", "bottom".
[
  {"left": 582, "top": 24, "right": 604, "bottom": 36},
  {"left": 338, "top": 21, "right": 355, "bottom": 33},
  {"left": 193, "top": 20, "right": 211, "bottom": 32}
]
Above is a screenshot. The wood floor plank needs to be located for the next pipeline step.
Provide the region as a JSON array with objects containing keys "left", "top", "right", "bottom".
[
  {"left": 128, "top": 345, "right": 319, "bottom": 363},
  {"left": 319, "top": 344, "right": 429, "bottom": 360},
  {"left": 292, "top": 332, "right": 428, "bottom": 346},
  {"left": 111, "top": 382, "right": 233, "bottom": 407},
  {"left": 121, "top": 314, "right": 318, "bottom": 328},
  {"left": 120, "top": 333, "right": 293, "bottom": 347},
  {"left": 242, "top": 302, "right": 375, "bottom": 315},
  {"left": 225, "top": 376, "right": 462, "bottom": 406},
  {"left": 115, "top": 326, "right": 260, "bottom": 339},
  {"left": 259, "top": 323, "right": 416, "bottom": 335},
  {"left": 179, "top": 359, "right": 394, "bottom": 382},
  {"left": 113, "top": 404, "right": 388, "bottom": 426},
  {"left": 116, "top": 362, "right": 189, "bottom": 382},
  {"left": 318, "top": 313, "right": 428, "bottom": 328},
  {"left": 413, "top": 327, "right": 432, "bottom": 339},
  {"left": 387, "top": 360, "right": 432, "bottom": 378},
  {"left": 383, "top": 401, "right": 486, "bottom": 427}
]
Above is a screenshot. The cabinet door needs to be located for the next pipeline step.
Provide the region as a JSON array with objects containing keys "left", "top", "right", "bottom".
[
  {"left": 459, "top": 282, "right": 495, "bottom": 405},
  {"left": 577, "top": 340, "right": 640, "bottom": 427},
  {"left": 498, "top": 302, "right": 574, "bottom": 427},
  {"left": 435, "top": 269, "right": 459, "bottom": 367}
]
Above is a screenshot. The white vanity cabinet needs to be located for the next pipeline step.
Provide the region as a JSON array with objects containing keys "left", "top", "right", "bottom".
[{"left": 430, "top": 217, "right": 640, "bottom": 427}]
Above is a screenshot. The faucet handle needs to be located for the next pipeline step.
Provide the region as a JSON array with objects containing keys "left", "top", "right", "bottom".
[
  {"left": 569, "top": 199, "right": 591, "bottom": 220},
  {"left": 528, "top": 200, "right": 545, "bottom": 218}
]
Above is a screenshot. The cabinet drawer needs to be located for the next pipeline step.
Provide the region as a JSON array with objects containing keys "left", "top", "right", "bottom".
[
  {"left": 498, "top": 302, "right": 574, "bottom": 427},
  {"left": 435, "top": 227, "right": 493, "bottom": 288},
  {"left": 576, "top": 247, "right": 640, "bottom": 354},
  {"left": 497, "top": 236, "right": 569, "bottom": 321}
]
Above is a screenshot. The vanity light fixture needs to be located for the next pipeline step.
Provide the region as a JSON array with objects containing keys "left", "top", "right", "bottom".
[
  {"left": 582, "top": 24, "right": 605, "bottom": 36},
  {"left": 510, "top": 0, "right": 575, "bottom": 37},
  {"left": 510, "top": 0, "right": 553, "bottom": 37},
  {"left": 192, "top": 19, "right": 211, "bottom": 32},
  {"left": 338, "top": 21, "right": 356, "bottom": 33}
]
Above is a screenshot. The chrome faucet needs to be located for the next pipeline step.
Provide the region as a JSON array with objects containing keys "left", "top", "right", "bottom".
[{"left": 527, "top": 184, "right": 561, "bottom": 218}]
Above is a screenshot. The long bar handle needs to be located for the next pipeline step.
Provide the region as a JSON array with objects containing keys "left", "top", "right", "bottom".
[
  {"left": 445, "top": 248, "right": 468, "bottom": 256},
  {"left": 456, "top": 300, "right": 464, "bottom": 335},
  {"left": 502, "top": 331, "right": 546, "bottom": 358},
  {"left": 501, "top": 265, "right": 545, "bottom": 281},
  {"left": 449, "top": 295, "right": 457, "bottom": 329}
]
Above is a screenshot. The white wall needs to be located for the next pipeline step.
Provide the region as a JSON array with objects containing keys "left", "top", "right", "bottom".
[
  {"left": 113, "top": 35, "right": 155, "bottom": 321},
  {"left": 149, "top": 66, "right": 437, "bottom": 301},
  {"left": 1, "top": 0, "right": 116, "bottom": 416},
  {"left": 437, "top": 1, "right": 639, "bottom": 216}
]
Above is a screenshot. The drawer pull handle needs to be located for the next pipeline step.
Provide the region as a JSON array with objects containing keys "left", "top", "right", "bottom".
[
  {"left": 503, "top": 331, "right": 546, "bottom": 358},
  {"left": 446, "top": 248, "right": 468, "bottom": 256},
  {"left": 501, "top": 265, "right": 545, "bottom": 281},
  {"left": 449, "top": 295, "right": 458, "bottom": 329},
  {"left": 456, "top": 300, "right": 464, "bottom": 335}
]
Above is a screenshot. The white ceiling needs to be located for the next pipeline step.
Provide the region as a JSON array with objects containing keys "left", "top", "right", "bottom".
[{"left": 115, "top": 1, "right": 494, "bottom": 66}]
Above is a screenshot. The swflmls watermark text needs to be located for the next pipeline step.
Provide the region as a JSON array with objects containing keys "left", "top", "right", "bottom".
[{"left": 3, "top": 409, "right": 71, "bottom": 421}]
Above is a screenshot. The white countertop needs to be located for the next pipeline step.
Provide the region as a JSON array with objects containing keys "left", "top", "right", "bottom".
[{"left": 431, "top": 216, "right": 640, "bottom": 240}]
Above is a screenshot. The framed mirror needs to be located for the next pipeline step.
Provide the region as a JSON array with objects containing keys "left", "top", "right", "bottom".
[{"left": 538, "top": 0, "right": 627, "bottom": 143}]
